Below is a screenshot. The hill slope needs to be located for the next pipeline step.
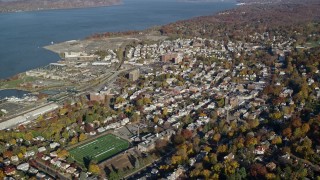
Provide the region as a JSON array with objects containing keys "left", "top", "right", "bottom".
[{"left": 159, "top": 0, "right": 320, "bottom": 39}]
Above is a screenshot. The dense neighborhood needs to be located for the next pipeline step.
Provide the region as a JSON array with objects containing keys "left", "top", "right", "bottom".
[
  {"left": 0, "top": 24, "right": 320, "bottom": 179},
  {"left": 0, "top": 0, "right": 320, "bottom": 179}
]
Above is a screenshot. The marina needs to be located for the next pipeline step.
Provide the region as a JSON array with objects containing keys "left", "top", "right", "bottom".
[{"left": 0, "top": 89, "right": 29, "bottom": 99}]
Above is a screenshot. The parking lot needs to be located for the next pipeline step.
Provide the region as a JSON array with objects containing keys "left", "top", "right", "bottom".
[
  {"left": 114, "top": 123, "right": 148, "bottom": 140},
  {"left": 0, "top": 102, "right": 25, "bottom": 116}
]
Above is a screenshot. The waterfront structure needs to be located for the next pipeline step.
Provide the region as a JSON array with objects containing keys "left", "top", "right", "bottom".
[{"left": 64, "top": 52, "right": 97, "bottom": 61}]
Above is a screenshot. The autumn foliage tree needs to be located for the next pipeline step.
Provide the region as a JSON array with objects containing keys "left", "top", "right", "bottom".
[
  {"left": 282, "top": 127, "right": 292, "bottom": 138},
  {"left": 0, "top": 170, "right": 4, "bottom": 180},
  {"left": 212, "top": 133, "right": 221, "bottom": 144},
  {"left": 88, "top": 163, "right": 101, "bottom": 175},
  {"left": 250, "top": 163, "right": 267, "bottom": 178},
  {"left": 181, "top": 129, "right": 193, "bottom": 140},
  {"left": 57, "top": 149, "right": 69, "bottom": 159},
  {"left": 223, "top": 160, "right": 240, "bottom": 176},
  {"left": 79, "top": 133, "right": 87, "bottom": 142}
]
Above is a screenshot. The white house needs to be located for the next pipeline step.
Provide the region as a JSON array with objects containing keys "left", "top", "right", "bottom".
[
  {"left": 38, "top": 147, "right": 46, "bottom": 153},
  {"left": 17, "top": 163, "right": 29, "bottom": 172},
  {"left": 24, "top": 150, "right": 35, "bottom": 158},
  {"left": 50, "top": 142, "right": 60, "bottom": 149},
  {"left": 254, "top": 146, "right": 266, "bottom": 155},
  {"left": 11, "top": 155, "right": 19, "bottom": 163}
]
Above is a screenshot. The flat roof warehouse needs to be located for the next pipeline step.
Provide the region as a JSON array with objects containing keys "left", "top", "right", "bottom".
[{"left": 0, "top": 103, "right": 59, "bottom": 130}]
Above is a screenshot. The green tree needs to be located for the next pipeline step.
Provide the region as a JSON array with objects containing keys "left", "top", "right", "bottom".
[
  {"left": 136, "top": 99, "right": 144, "bottom": 107},
  {"left": 19, "top": 146, "right": 27, "bottom": 154},
  {"left": 216, "top": 98, "right": 225, "bottom": 108},
  {"left": 109, "top": 171, "right": 119, "bottom": 180},
  {"left": 209, "top": 153, "right": 218, "bottom": 164},
  {"left": 24, "top": 132, "right": 33, "bottom": 141},
  {"left": 238, "top": 167, "right": 247, "bottom": 179},
  {"left": 115, "top": 97, "right": 125, "bottom": 104}
]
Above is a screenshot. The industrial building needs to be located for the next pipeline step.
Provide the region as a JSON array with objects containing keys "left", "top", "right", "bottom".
[
  {"left": 0, "top": 103, "right": 59, "bottom": 130},
  {"left": 161, "top": 53, "right": 183, "bottom": 64},
  {"left": 129, "top": 69, "right": 140, "bottom": 81},
  {"left": 64, "top": 52, "right": 97, "bottom": 61},
  {"left": 89, "top": 92, "right": 106, "bottom": 102}
]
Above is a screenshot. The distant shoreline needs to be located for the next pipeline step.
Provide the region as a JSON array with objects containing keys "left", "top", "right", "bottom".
[{"left": 0, "top": 0, "right": 122, "bottom": 14}]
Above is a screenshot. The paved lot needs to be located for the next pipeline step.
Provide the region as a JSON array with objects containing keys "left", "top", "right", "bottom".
[
  {"left": 0, "top": 102, "right": 25, "bottom": 115},
  {"left": 114, "top": 123, "right": 148, "bottom": 140}
]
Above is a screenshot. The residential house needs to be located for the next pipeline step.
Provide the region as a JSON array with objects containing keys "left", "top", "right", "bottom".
[
  {"left": 10, "top": 155, "right": 19, "bottom": 163},
  {"left": 24, "top": 150, "right": 35, "bottom": 158},
  {"left": 50, "top": 142, "right": 60, "bottom": 149},
  {"left": 60, "top": 163, "right": 71, "bottom": 170},
  {"left": 42, "top": 156, "right": 51, "bottom": 161},
  {"left": 17, "top": 163, "right": 29, "bottom": 172},
  {"left": 50, "top": 151, "right": 58, "bottom": 158},
  {"left": 3, "top": 159, "right": 10, "bottom": 166},
  {"left": 36, "top": 172, "right": 46, "bottom": 179},
  {"left": 38, "top": 147, "right": 46, "bottom": 153},
  {"left": 166, "top": 166, "right": 185, "bottom": 180},
  {"left": 224, "top": 153, "right": 235, "bottom": 161},
  {"left": 97, "top": 127, "right": 106, "bottom": 133},
  {"left": 254, "top": 146, "right": 267, "bottom": 155},
  {"left": 4, "top": 166, "right": 16, "bottom": 176},
  {"left": 66, "top": 167, "right": 77, "bottom": 174},
  {"left": 266, "top": 162, "right": 277, "bottom": 171},
  {"left": 28, "top": 167, "right": 39, "bottom": 174}
]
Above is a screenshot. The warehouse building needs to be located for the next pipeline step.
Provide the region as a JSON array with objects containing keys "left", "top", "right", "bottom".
[{"left": 0, "top": 103, "right": 59, "bottom": 130}]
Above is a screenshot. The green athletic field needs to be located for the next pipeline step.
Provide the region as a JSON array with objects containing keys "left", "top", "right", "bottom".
[{"left": 69, "top": 134, "right": 129, "bottom": 165}]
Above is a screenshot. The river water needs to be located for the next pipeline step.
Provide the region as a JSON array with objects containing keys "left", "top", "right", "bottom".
[{"left": 0, "top": 0, "right": 236, "bottom": 98}]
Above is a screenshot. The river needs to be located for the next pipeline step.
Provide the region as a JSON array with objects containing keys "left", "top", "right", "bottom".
[{"left": 0, "top": 0, "right": 236, "bottom": 98}]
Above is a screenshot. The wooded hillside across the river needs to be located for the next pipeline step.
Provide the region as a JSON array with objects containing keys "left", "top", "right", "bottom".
[
  {"left": 0, "top": 0, "right": 121, "bottom": 13},
  {"left": 159, "top": 0, "right": 320, "bottom": 39}
]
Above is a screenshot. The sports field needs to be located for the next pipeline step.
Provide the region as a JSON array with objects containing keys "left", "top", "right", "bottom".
[{"left": 69, "top": 134, "right": 129, "bottom": 165}]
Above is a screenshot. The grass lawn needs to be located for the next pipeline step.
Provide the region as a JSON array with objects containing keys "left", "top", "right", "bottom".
[
  {"left": 0, "top": 75, "right": 36, "bottom": 89},
  {"left": 69, "top": 134, "right": 129, "bottom": 166}
]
